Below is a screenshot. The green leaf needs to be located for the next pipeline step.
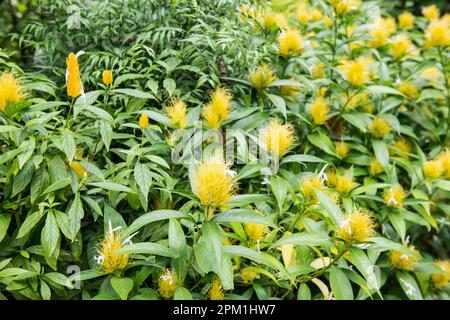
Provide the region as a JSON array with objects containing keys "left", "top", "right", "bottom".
[
  {"left": 61, "top": 129, "right": 76, "bottom": 164},
  {"left": 66, "top": 193, "right": 84, "bottom": 241},
  {"left": 42, "top": 178, "right": 71, "bottom": 195},
  {"left": 99, "top": 120, "right": 112, "bottom": 151},
  {"left": 266, "top": 94, "right": 286, "bottom": 119},
  {"left": 17, "top": 210, "right": 45, "bottom": 238},
  {"left": 174, "top": 287, "right": 192, "bottom": 300},
  {"left": 272, "top": 233, "right": 330, "bottom": 247},
  {"left": 111, "top": 277, "right": 134, "bottom": 300},
  {"left": 112, "top": 88, "right": 154, "bottom": 99},
  {"left": 134, "top": 162, "right": 152, "bottom": 202},
  {"left": 41, "top": 211, "right": 60, "bottom": 257},
  {"left": 396, "top": 270, "right": 423, "bottom": 300},
  {"left": 372, "top": 140, "right": 389, "bottom": 167},
  {"left": 281, "top": 154, "right": 327, "bottom": 165},
  {"left": 329, "top": 266, "right": 354, "bottom": 300},
  {"left": 342, "top": 113, "right": 369, "bottom": 133},
  {"left": 163, "top": 78, "right": 176, "bottom": 96},
  {"left": 367, "top": 85, "right": 404, "bottom": 97},
  {"left": 40, "top": 280, "right": 51, "bottom": 300},
  {"left": 270, "top": 176, "right": 288, "bottom": 214},
  {"left": 125, "top": 210, "right": 190, "bottom": 236},
  {"left": 307, "top": 132, "right": 336, "bottom": 156},
  {"left": 297, "top": 283, "right": 311, "bottom": 300},
  {"left": 213, "top": 209, "right": 275, "bottom": 227},
  {"left": 0, "top": 215, "right": 11, "bottom": 242},
  {"left": 315, "top": 189, "right": 344, "bottom": 225},
  {"left": 115, "top": 242, "right": 178, "bottom": 258},
  {"left": 89, "top": 182, "right": 134, "bottom": 193}
]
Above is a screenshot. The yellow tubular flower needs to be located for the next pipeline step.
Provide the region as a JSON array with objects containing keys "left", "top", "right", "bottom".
[
  {"left": 369, "top": 117, "right": 391, "bottom": 139},
  {"left": 383, "top": 185, "right": 406, "bottom": 208},
  {"left": 423, "top": 160, "right": 443, "bottom": 179},
  {"left": 0, "top": 73, "right": 25, "bottom": 113},
  {"left": 193, "top": 155, "right": 236, "bottom": 208},
  {"left": 335, "top": 173, "right": 357, "bottom": 194},
  {"left": 432, "top": 260, "right": 450, "bottom": 288},
  {"left": 262, "top": 12, "right": 287, "bottom": 30},
  {"left": 248, "top": 64, "right": 275, "bottom": 90},
  {"left": 425, "top": 19, "right": 450, "bottom": 48},
  {"left": 397, "top": 80, "right": 419, "bottom": 99},
  {"left": 70, "top": 161, "right": 88, "bottom": 179},
  {"left": 389, "top": 245, "right": 420, "bottom": 270},
  {"left": 300, "top": 174, "right": 327, "bottom": 203},
  {"left": 278, "top": 29, "right": 304, "bottom": 57},
  {"left": 309, "top": 96, "right": 330, "bottom": 125},
  {"left": 139, "top": 113, "right": 149, "bottom": 129},
  {"left": 167, "top": 97, "right": 187, "bottom": 129},
  {"left": 245, "top": 222, "right": 269, "bottom": 243},
  {"left": 339, "top": 58, "right": 369, "bottom": 86},
  {"left": 158, "top": 269, "right": 178, "bottom": 299},
  {"left": 102, "top": 70, "right": 113, "bottom": 86},
  {"left": 422, "top": 4, "right": 440, "bottom": 21},
  {"left": 335, "top": 141, "right": 350, "bottom": 158},
  {"left": 338, "top": 209, "right": 376, "bottom": 243},
  {"left": 239, "top": 267, "right": 259, "bottom": 286},
  {"left": 202, "top": 87, "right": 232, "bottom": 129},
  {"left": 398, "top": 11, "right": 414, "bottom": 29},
  {"left": 438, "top": 149, "right": 450, "bottom": 178},
  {"left": 262, "top": 119, "right": 294, "bottom": 157},
  {"left": 208, "top": 278, "right": 224, "bottom": 300},
  {"left": 95, "top": 224, "right": 130, "bottom": 275},
  {"left": 369, "top": 158, "right": 384, "bottom": 176},
  {"left": 66, "top": 52, "right": 82, "bottom": 98},
  {"left": 390, "top": 34, "right": 414, "bottom": 59},
  {"left": 393, "top": 138, "right": 412, "bottom": 157}
]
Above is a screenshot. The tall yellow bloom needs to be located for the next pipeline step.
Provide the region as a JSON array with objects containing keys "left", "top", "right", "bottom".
[
  {"left": 297, "top": 3, "right": 309, "bottom": 24},
  {"left": 397, "top": 80, "right": 419, "bottom": 99},
  {"left": 66, "top": 52, "right": 82, "bottom": 98},
  {"left": 102, "top": 70, "right": 113, "bottom": 86},
  {"left": 432, "top": 260, "right": 450, "bottom": 288},
  {"left": 369, "top": 117, "right": 391, "bottom": 139},
  {"left": 424, "top": 19, "right": 450, "bottom": 48},
  {"left": 262, "top": 119, "right": 294, "bottom": 157},
  {"left": 158, "top": 269, "right": 178, "bottom": 299},
  {"left": 245, "top": 222, "right": 269, "bottom": 243},
  {"left": 338, "top": 209, "right": 376, "bottom": 243},
  {"left": 335, "top": 141, "right": 350, "bottom": 158},
  {"left": 248, "top": 64, "right": 275, "bottom": 90},
  {"left": 422, "top": 4, "right": 440, "bottom": 21},
  {"left": 423, "top": 160, "right": 443, "bottom": 179},
  {"left": 95, "top": 222, "right": 132, "bottom": 275},
  {"left": 398, "top": 11, "right": 414, "bottom": 29},
  {"left": 368, "top": 20, "right": 389, "bottom": 48},
  {"left": 339, "top": 58, "right": 369, "bottom": 85},
  {"left": 139, "top": 113, "right": 149, "bottom": 129},
  {"left": 208, "top": 278, "right": 224, "bottom": 300},
  {"left": 390, "top": 34, "right": 414, "bottom": 59},
  {"left": 192, "top": 155, "right": 236, "bottom": 208},
  {"left": 202, "top": 87, "right": 232, "bottom": 129},
  {"left": 389, "top": 245, "right": 420, "bottom": 270},
  {"left": 167, "top": 97, "right": 187, "bottom": 129},
  {"left": 369, "top": 158, "right": 384, "bottom": 176},
  {"left": 383, "top": 185, "right": 406, "bottom": 208},
  {"left": 335, "top": 172, "right": 357, "bottom": 194},
  {"left": 309, "top": 96, "right": 330, "bottom": 125},
  {"left": 300, "top": 174, "right": 327, "bottom": 203},
  {"left": 393, "top": 137, "right": 412, "bottom": 157},
  {"left": 262, "top": 12, "right": 287, "bottom": 30},
  {"left": 278, "top": 29, "right": 304, "bottom": 57},
  {"left": 0, "top": 73, "right": 25, "bottom": 113}
]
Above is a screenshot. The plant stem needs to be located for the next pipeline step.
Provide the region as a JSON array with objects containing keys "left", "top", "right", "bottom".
[
  {"left": 437, "top": 48, "right": 450, "bottom": 141},
  {"left": 65, "top": 97, "right": 75, "bottom": 129}
]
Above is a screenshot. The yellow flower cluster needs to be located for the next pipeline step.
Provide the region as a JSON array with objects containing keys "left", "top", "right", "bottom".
[
  {"left": 262, "top": 12, "right": 287, "bottom": 30},
  {"left": 66, "top": 52, "right": 83, "bottom": 98},
  {"left": 248, "top": 64, "right": 275, "bottom": 90},
  {"left": 383, "top": 185, "right": 407, "bottom": 208},
  {"left": 422, "top": 4, "right": 440, "bottom": 21},
  {"left": 262, "top": 119, "right": 294, "bottom": 157},
  {"left": 203, "top": 87, "right": 232, "bottom": 129},
  {"left": 309, "top": 96, "right": 330, "bottom": 125},
  {"left": 245, "top": 222, "right": 269, "bottom": 243},
  {"left": 338, "top": 209, "right": 376, "bottom": 243},
  {"left": 335, "top": 141, "right": 350, "bottom": 158},
  {"left": 0, "top": 72, "right": 25, "bottom": 113},
  {"left": 432, "top": 260, "right": 450, "bottom": 288},
  {"left": 95, "top": 224, "right": 130, "bottom": 275},
  {"left": 398, "top": 11, "right": 414, "bottom": 29},
  {"left": 139, "top": 113, "right": 149, "bottom": 129},
  {"left": 389, "top": 34, "right": 415, "bottom": 60},
  {"left": 158, "top": 269, "right": 178, "bottom": 299},
  {"left": 239, "top": 267, "right": 259, "bottom": 286},
  {"left": 369, "top": 117, "right": 391, "bottom": 139},
  {"left": 167, "top": 97, "right": 187, "bottom": 129},
  {"left": 278, "top": 29, "right": 304, "bottom": 57},
  {"left": 339, "top": 58, "right": 369, "bottom": 86},
  {"left": 424, "top": 19, "right": 450, "bottom": 48},
  {"left": 422, "top": 150, "right": 450, "bottom": 179},
  {"left": 102, "top": 70, "right": 113, "bottom": 86},
  {"left": 389, "top": 245, "right": 420, "bottom": 271},
  {"left": 208, "top": 278, "right": 224, "bottom": 300},
  {"left": 300, "top": 174, "right": 327, "bottom": 203}
]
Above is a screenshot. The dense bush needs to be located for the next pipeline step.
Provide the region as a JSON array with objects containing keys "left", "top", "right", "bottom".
[{"left": 0, "top": 0, "right": 449, "bottom": 300}]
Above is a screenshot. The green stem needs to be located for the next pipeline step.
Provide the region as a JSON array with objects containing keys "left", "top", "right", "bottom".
[
  {"left": 65, "top": 97, "right": 75, "bottom": 129},
  {"left": 329, "top": 11, "right": 339, "bottom": 81},
  {"left": 437, "top": 48, "right": 450, "bottom": 141}
]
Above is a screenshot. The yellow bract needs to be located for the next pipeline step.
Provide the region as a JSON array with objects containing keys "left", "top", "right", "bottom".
[
  {"left": 139, "top": 113, "right": 149, "bottom": 129},
  {"left": 262, "top": 119, "right": 294, "bottom": 156},
  {"left": 158, "top": 269, "right": 178, "bottom": 299},
  {"left": 245, "top": 222, "right": 269, "bottom": 243},
  {"left": 239, "top": 267, "right": 259, "bottom": 286},
  {"left": 369, "top": 117, "right": 391, "bottom": 139},
  {"left": 383, "top": 185, "right": 406, "bottom": 208},
  {"left": 335, "top": 172, "right": 357, "bottom": 194},
  {"left": 432, "top": 260, "right": 450, "bottom": 288},
  {"left": 0, "top": 72, "right": 25, "bottom": 113},
  {"left": 369, "top": 158, "right": 384, "bottom": 176},
  {"left": 248, "top": 64, "right": 275, "bottom": 90},
  {"left": 389, "top": 245, "right": 420, "bottom": 270},
  {"left": 335, "top": 141, "right": 350, "bottom": 158},
  {"left": 309, "top": 96, "right": 330, "bottom": 125},
  {"left": 393, "top": 138, "right": 412, "bottom": 157},
  {"left": 66, "top": 52, "right": 82, "bottom": 98},
  {"left": 96, "top": 227, "right": 130, "bottom": 275},
  {"left": 397, "top": 80, "right": 419, "bottom": 99},
  {"left": 424, "top": 19, "right": 450, "bottom": 48},
  {"left": 70, "top": 161, "right": 88, "bottom": 180},
  {"left": 102, "top": 70, "right": 113, "bottom": 86},
  {"left": 192, "top": 156, "right": 236, "bottom": 208},
  {"left": 339, "top": 58, "right": 369, "bottom": 86},
  {"left": 208, "top": 278, "right": 224, "bottom": 300},
  {"left": 422, "top": 4, "right": 440, "bottom": 21},
  {"left": 202, "top": 87, "right": 232, "bottom": 129},
  {"left": 278, "top": 29, "right": 304, "bottom": 57},
  {"left": 300, "top": 174, "right": 326, "bottom": 203},
  {"left": 398, "top": 11, "right": 414, "bottom": 29},
  {"left": 423, "top": 160, "right": 443, "bottom": 179},
  {"left": 167, "top": 97, "right": 187, "bottom": 129},
  {"left": 390, "top": 34, "right": 414, "bottom": 59},
  {"left": 338, "top": 209, "right": 376, "bottom": 243}
]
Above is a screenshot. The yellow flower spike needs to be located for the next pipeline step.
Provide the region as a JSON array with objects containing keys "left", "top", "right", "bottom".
[
  {"left": 369, "top": 158, "right": 384, "bottom": 176},
  {"left": 424, "top": 19, "right": 450, "bottom": 48},
  {"left": 423, "top": 160, "right": 443, "bottom": 179},
  {"left": 383, "top": 185, "right": 407, "bottom": 208},
  {"left": 95, "top": 222, "right": 132, "bottom": 275},
  {"left": 262, "top": 12, "right": 287, "bottom": 30},
  {"left": 300, "top": 174, "right": 327, "bottom": 204},
  {"left": 422, "top": 4, "right": 440, "bottom": 21},
  {"left": 245, "top": 222, "right": 269, "bottom": 243},
  {"left": 368, "top": 21, "right": 388, "bottom": 48},
  {"left": 437, "top": 149, "right": 450, "bottom": 178},
  {"left": 393, "top": 137, "right": 412, "bottom": 157},
  {"left": 66, "top": 52, "right": 83, "bottom": 98},
  {"left": 309, "top": 96, "right": 330, "bottom": 125},
  {"left": 339, "top": 58, "right": 369, "bottom": 86},
  {"left": 397, "top": 80, "right": 419, "bottom": 99},
  {"left": 202, "top": 87, "right": 232, "bottom": 129},
  {"left": 70, "top": 161, "right": 88, "bottom": 180},
  {"left": 158, "top": 269, "right": 178, "bottom": 299},
  {"left": 192, "top": 155, "right": 237, "bottom": 209},
  {"left": 335, "top": 172, "right": 357, "bottom": 194},
  {"left": 278, "top": 29, "right": 304, "bottom": 57},
  {"left": 432, "top": 260, "right": 450, "bottom": 288},
  {"left": 262, "top": 119, "right": 294, "bottom": 157},
  {"left": 312, "top": 62, "right": 326, "bottom": 79},
  {"left": 0, "top": 72, "right": 26, "bottom": 113},
  {"left": 390, "top": 34, "right": 414, "bottom": 60},
  {"left": 239, "top": 267, "right": 259, "bottom": 286},
  {"left": 139, "top": 113, "right": 149, "bottom": 129},
  {"left": 208, "top": 278, "right": 224, "bottom": 300},
  {"left": 102, "top": 70, "right": 113, "bottom": 86},
  {"left": 369, "top": 117, "right": 391, "bottom": 139},
  {"left": 389, "top": 245, "right": 420, "bottom": 271},
  {"left": 167, "top": 97, "right": 187, "bottom": 129},
  {"left": 248, "top": 64, "right": 275, "bottom": 90},
  {"left": 338, "top": 209, "right": 376, "bottom": 243},
  {"left": 398, "top": 11, "right": 415, "bottom": 29},
  {"left": 335, "top": 141, "right": 350, "bottom": 158}
]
